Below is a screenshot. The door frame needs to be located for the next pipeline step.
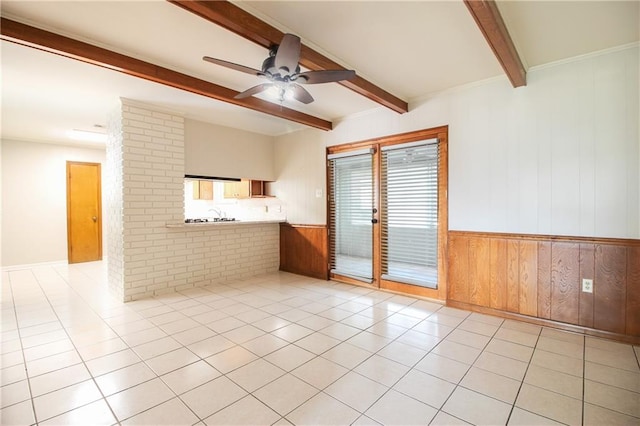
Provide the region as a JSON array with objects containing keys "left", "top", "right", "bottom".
[
  {"left": 66, "top": 161, "right": 103, "bottom": 263},
  {"left": 327, "top": 125, "right": 448, "bottom": 300}
]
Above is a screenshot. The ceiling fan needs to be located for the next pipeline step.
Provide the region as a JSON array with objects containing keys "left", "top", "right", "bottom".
[{"left": 203, "top": 33, "right": 356, "bottom": 104}]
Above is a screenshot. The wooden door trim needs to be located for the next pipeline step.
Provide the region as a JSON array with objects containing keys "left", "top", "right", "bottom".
[{"left": 66, "top": 161, "right": 103, "bottom": 263}]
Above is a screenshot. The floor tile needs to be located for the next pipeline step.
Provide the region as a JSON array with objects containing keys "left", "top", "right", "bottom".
[
  {"left": 161, "top": 360, "right": 221, "bottom": 395},
  {"left": 442, "top": 386, "right": 511, "bottom": 425},
  {"left": 365, "top": 389, "right": 437, "bottom": 425},
  {"left": 393, "top": 369, "right": 455, "bottom": 409},
  {"left": 377, "top": 340, "right": 428, "bottom": 367},
  {"left": 187, "top": 335, "right": 235, "bottom": 359},
  {"left": 536, "top": 336, "right": 584, "bottom": 359},
  {"left": 272, "top": 323, "right": 314, "bottom": 342},
  {"left": 241, "top": 333, "right": 289, "bottom": 357},
  {"left": 291, "top": 356, "right": 348, "bottom": 390},
  {"left": 354, "top": 354, "right": 410, "bottom": 387},
  {"left": 585, "top": 345, "right": 640, "bottom": 372},
  {"left": 221, "top": 324, "right": 265, "bottom": 344},
  {"left": 39, "top": 399, "right": 116, "bottom": 426},
  {"left": 325, "top": 371, "right": 388, "bottom": 412},
  {"left": 294, "top": 332, "right": 341, "bottom": 355},
  {"left": 484, "top": 337, "right": 534, "bottom": 362},
  {"left": 352, "top": 414, "right": 383, "bottom": 425},
  {"left": 23, "top": 338, "right": 75, "bottom": 362},
  {"left": 530, "top": 349, "right": 583, "bottom": 377},
  {"left": 204, "top": 345, "right": 258, "bottom": 374},
  {"left": 145, "top": 347, "right": 199, "bottom": 376},
  {"left": 254, "top": 373, "right": 319, "bottom": 415},
  {"left": 494, "top": 327, "right": 539, "bottom": 347},
  {"left": 203, "top": 395, "right": 280, "bottom": 425},
  {"left": 460, "top": 366, "right": 521, "bottom": 403},
  {"left": 414, "top": 352, "right": 470, "bottom": 384},
  {"left": 29, "top": 363, "right": 91, "bottom": 397},
  {"left": 106, "top": 377, "right": 174, "bottom": 421},
  {"left": 265, "top": 344, "right": 315, "bottom": 371},
  {"left": 285, "top": 392, "right": 360, "bottom": 425},
  {"left": 121, "top": 397, "right": 199, "bottom": 425},
  {"left": 583, "top": 402, "right": 640, "bottom": 426},
  {"left": 1, "top": 363, "right": 27, "bottom": 386},
  {"left": 507, "top": 407, "right": 564, "bottom": 425},
  {"left": 321, "top": 342, "right": 373, "bottom": 369},
  {"left": 85, "top": 349, "right": 141, "bottom": 377},
  {"left": 445, "top": 328, "right": 491, "bottom": 349},
  {"left": 26, "top": 349, "right": 82, "bottom": 377},
  {"left": 1, "top": 380, "right": 31, "bottom": 409},
  {"left": 76, "top": 337, "right": 128, "bottom": 361},
  {"left": 432, "top": 340, "right": 481, "bottom": 365},
  {"left": 170, "top": 325, "right": 217, "bottom": 346},
  {"left": 429, "top": 410, "right": 471, "bottom": 425},
  {"left": 474, "top": 351, "right": 528, "bottom": 380},
  {"left": 132, "top": 336, "right": 182, "bottom": 360},
  {"left": 253, "top": 315, "right": 291, "bottom": 332},
  {"left": 584, "top": 379, "right": 640, "bottom": 417},
  {"left": 515, "top": 383, "right": 582, "bottom": 425},
  {"left": 412, "top": 320, "right": 454, "bottom": 338},
  {"left": 0, "top": 400, "right": 36, "bottom": 426},
  {"left": 319, "top": 322, "right": 361, "bottom": 340},
  {"left": 524, "top": 364, "right": 583, "bottom": 399},
  {"left": 347, "top": 331, "right": 392, "bottom": 353},
  {"left": 33, "top": 379, "right": 103, "bottom": 422},
  {"left": 180, "top": 376, "right": 248, "bottom": 419},
  {"left": 395, "top": 330, "right": 440, "bottom": 351},
  {"left": 226, "top": 358, "right": 285, "bottom": 392},
  {"left": 585, "top": 360, "right": 640, "bottom": 392}
]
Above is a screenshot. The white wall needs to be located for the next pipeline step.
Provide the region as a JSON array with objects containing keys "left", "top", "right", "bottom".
[
  {"left": 1, "top": 139, "right": 107, "bottom": 266},
  {"left": 185, "top": 119, "right": 275, "bottom": 181},
  {"left": 273, "top": 45, "right": 640, "bottom": 239}
]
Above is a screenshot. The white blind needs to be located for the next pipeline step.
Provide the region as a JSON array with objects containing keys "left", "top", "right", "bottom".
[
  {"left": 381, "top": 140, "right": 438, "bottom": 288},
  {"left": 328, "top": 151, "right": 374, "bottom": 282}
]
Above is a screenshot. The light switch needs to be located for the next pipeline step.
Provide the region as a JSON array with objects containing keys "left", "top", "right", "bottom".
[{"left": 315, "top": 188, "right": 323, "bottom": 198}]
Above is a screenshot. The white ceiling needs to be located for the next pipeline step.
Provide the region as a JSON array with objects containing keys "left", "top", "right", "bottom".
[{"left": 1, "top": 1, "right": 638, "bottom": 145}]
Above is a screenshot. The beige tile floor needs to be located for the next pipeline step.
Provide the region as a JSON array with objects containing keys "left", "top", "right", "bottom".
[{"left": 1, "top": 262, "right": 639, "bottom": 426}]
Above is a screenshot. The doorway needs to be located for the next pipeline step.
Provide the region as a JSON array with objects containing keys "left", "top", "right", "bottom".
[
  {"left": 66, "top": 161, "right": 102, "bottom": 263},
  {"left": 327, "top": 126, "right": 448, "bottom": 300}
]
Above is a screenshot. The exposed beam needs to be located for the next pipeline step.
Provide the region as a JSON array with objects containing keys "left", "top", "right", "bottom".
[
  {"left": 0, "top": 17, "right": 332, "bottom": 131},
  {"left": 464, "top": 0, "right": 526, "bottom": 87},
  {"left": 168, "top": 0, "right": 409, "bottom": 114}
]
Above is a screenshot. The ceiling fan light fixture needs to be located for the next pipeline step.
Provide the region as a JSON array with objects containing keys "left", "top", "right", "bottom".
[{"left": 267, "top": 83, "right": 294, "bottom": 102}]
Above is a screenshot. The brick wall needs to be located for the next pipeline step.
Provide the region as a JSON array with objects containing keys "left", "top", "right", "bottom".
[{"left": 107, "top": 99, "right": 279, "bottom": 301}]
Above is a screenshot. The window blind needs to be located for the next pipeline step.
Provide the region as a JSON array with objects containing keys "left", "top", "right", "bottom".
[
  {"left": 328, "top": 150, "right": 374, "bottom": 282},
  {"left": 381, "top": 140, "right": 439, "bottom": 288}
]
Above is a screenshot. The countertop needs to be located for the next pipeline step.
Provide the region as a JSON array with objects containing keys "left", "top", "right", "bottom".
[{"left": 166, "top": 219, "right": 285, "bottom": 229}]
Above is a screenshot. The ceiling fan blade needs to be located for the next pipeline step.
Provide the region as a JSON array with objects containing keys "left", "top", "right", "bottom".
[
  {"left": 290, "top": 84, "right": 314, "bottom": 104},
  {"left": 203, "top": 56, "right": 264, "bottom": 77},
  {"left": 274, "top": 34, "right": 301, "bottom": 75},
  {"left": 234, "top": 83, "right": 275, "bottom": 99},
  {"left": 294, "top": 69, "right": 356, "bottom": 84}
]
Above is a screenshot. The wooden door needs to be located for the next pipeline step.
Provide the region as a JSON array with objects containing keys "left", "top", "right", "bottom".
[{"left": 67, "top": 162, "right": 102, "bottom": 263}]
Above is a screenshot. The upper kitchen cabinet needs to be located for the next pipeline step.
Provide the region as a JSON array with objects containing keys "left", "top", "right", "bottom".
[
  {"left": 192, "top": 180, "right": 213, "bottom": 200},
  {"left": 184, "top": 119, "right": 275, "bottom": 182},
  {"left": 224, "top": 179, "right": 268, "bottom": 198}
]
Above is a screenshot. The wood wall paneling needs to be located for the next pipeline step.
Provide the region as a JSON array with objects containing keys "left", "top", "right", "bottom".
[
  {"left": 506, "top": 240, "right": 520, "bottom": 313},
  {"left": 550, "top": 242, "right": 580, "bottom": 324},
  {"left": 626, "top": 246, "right": 640, "bottom": 336},
  {"left": 579, "top": 243, "right": 595, "bottom": 328},
  {"left": 448, "top": 235, "right": 469, "bottom": 303},
  {"left": 594, "top": 245, "right": 627, "bottom": 334},
  {"left": 490, "top": 239, "right": 507, "bottom": 310},
  {"left": 279, "top": 224, "right": 328, "bottom": 280},
  {"left": 537, "top": 241, "right": 551, "bottom": 319},
  {"left": 447, "top": 231, "right": 639, "bottom": 341},
  {"left": 518, "top": 241, "right": 538, "bottom": 316},
  {"left": 469, "top": 237, "right": 491, "bottom": 306}
]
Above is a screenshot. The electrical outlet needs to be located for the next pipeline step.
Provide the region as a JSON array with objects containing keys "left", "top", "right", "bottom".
[{"left": 582, "top": 278, "right": 593, "bottom": 293}]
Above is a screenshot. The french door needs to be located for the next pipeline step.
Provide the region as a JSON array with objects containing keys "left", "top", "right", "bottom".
[{"left": 327, "top": 127, "right": 448, "bottom": 300}]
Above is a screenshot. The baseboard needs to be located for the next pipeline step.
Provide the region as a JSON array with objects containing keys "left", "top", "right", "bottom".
[{"left": 1, "top": 260, "right": 67, "bottom": 272}]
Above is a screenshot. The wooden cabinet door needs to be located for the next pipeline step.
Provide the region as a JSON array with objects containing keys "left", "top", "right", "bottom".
[{"left": 224, "top": 180, "right": 251, "bottom": 198}]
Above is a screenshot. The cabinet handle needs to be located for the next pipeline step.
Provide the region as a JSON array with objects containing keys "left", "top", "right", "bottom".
[{"left": 92, "top": 216, "right": 97, "bottom": 222}]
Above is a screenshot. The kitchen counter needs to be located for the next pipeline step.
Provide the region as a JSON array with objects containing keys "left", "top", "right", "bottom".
[{"left": 166, "top": 219, "right": 285, "bottom": 229}]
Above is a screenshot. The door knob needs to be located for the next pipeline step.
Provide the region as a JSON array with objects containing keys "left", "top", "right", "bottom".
[{"left": 92, "top": 216, "right": 97, "bottom": 222}]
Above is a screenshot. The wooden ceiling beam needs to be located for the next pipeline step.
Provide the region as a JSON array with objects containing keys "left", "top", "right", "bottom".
[
  {"left": 0, "top": 17, "right": 332, "bottom": 131},
  {"left": 464, "top": 0, "right": 527, "bottom": 87},
  {"left": 168, "top": 0, "right": 409, "bottom": 114}
]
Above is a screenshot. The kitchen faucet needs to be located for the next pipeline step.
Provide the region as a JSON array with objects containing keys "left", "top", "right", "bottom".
[{"left": 208, "top": 208, "right": 223, "bottom": 218}]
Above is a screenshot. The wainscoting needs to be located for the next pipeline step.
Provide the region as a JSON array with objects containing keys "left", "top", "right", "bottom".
[
  {"left": 279, "top": 223, "right": 328, "bottom": 280},
  {"left": 448, "top": 231, "right": 640, "bottom": 343}
]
